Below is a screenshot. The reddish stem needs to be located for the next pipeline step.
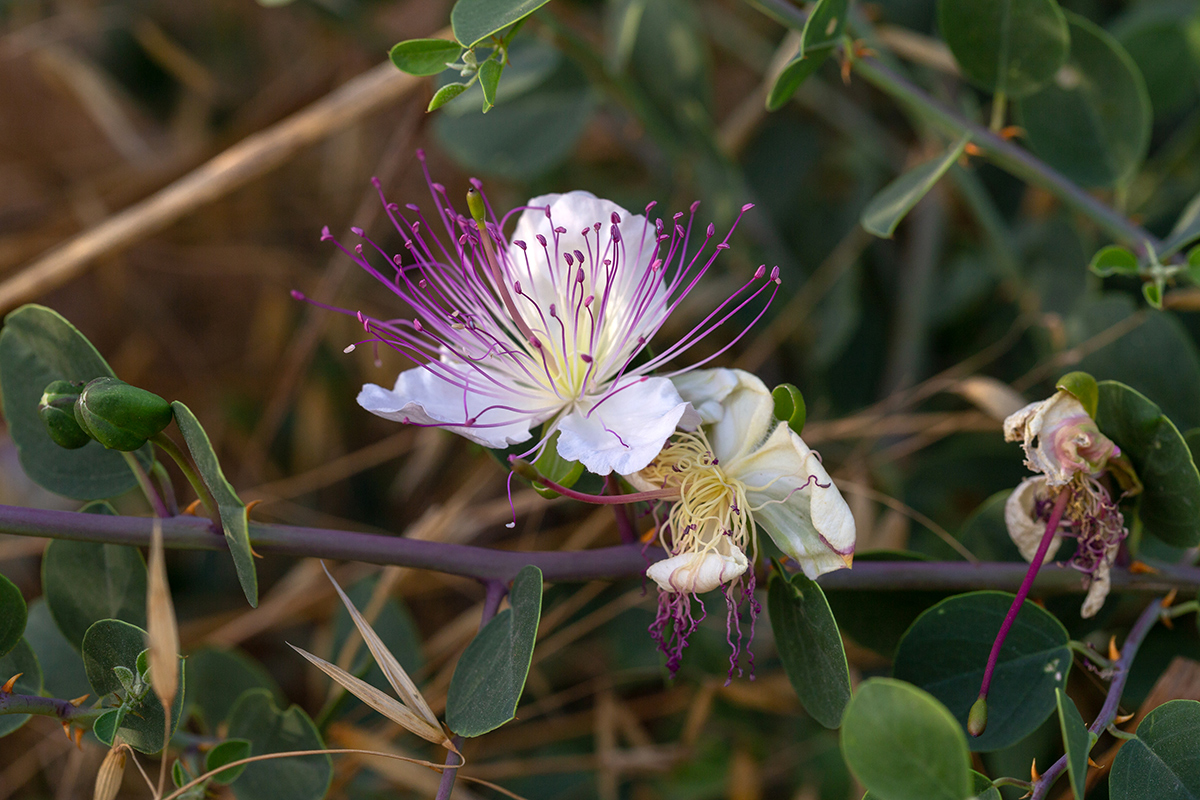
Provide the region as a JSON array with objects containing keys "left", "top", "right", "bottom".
[{"left": 976, "top": 487, "right": 1070, "bottom": 705}]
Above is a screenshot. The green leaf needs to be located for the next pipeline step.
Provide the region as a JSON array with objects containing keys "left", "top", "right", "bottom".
[
  {"left": 388, "top": 38, "right": 462, "bottom": 76},
  {"left": 207, "top": 738, "right": 252, "bottom": 784},
  {"left": 0, "top": 304, "right": 151, "bottom": 499},
  {"left": 861, "top": 136, "right": 971, "bottom": 238},
  {"left": 479, "top": 58, "right": 503, "bottom": 112},
  {"left": 841, "top": 677, "right": 972, "bottom": 800},
  {"left": 771, "top": 383, "right": 807, "bottom": 434},
  {"left": 768, "top": 563, "right": 851, "bottom": 728},
  {"left": 226, "top": 689, "right": 332, "bottom": 800},
  {"left": 1090, "top": 245, "right": 1141, "bottom": 277},
  {"left": 1015, "top": 13, "right": 1151, "bottom": 188},
  {"left": 0, "top": 573, "right": 26, "bottom": 658},
  {"left": 765, "top": 0, "right": 847, "bottom": 110},
  {"left": 81, "top": 619, "right": 184, "bottom": 753},
  {"left": 1095, "top": 381, "right": 1200, "bottom": 547},
  {"left": 893, "top": 591, "right": 1071, "bottom": 752},
  {"left": 185, "top": 647, "right": 284, "bottom": 732},
  {"left": 1187, "top": 246, "right": 1200, "bottom": 286},
  {"left": 428, "top": 82, "right": 468, "bottom": 112},
  {"left": 969, "top": 771, "right": 1002, "bottom": 800},
  {"left": 1056, "top": 689, "right": 1092, "bottom": 800},
  {"left": 446, "top": 565, "right": 543, "bottom": 737},
  {"left": 1113, "top": 3, "right": 1200, "bottom": 120},
  {"left": 1056, "top": 371, "right": 1099, "bottom": 419},
  {"left": 938, "top": 0, "right": 1069, "bottom": 97},
  {"left": 42, "top": 539, "right": 146, "bottom": 650},
  {"left": 171, "top": 401, "right": 257, "bottom": 607},
  {"left": 1163, "top": 189, "right": 1200, "bottom": 258},
  {"left": 1110, "top": 699, "right": 1200, "bottom": 799},
  {"left": 451, "top": 0, "right": 552, "bottom": 47},
  {"left": 531, "top": 430, "right": 584, "bottom": 499},
  {"left": 0, "top": 639, "right": 44, "bottom": 738},
  {"left": 22, "top": 600, "right": 90, "bottom": 699},
  {"left": 93, "top": 708, "right": 124, "bottom": 744},
  {"left": 1143, "top": 281, "right": 1164, "bottom": 309}
]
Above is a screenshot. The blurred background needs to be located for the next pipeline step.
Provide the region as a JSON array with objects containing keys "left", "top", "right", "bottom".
[{"left": 1, "top": 0, "right": 1200, "bottom": 797}]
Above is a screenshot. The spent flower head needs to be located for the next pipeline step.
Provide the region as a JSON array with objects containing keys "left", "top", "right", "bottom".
[{"left": 1003, "top": 389, "right": 1119, "bottom": 487}]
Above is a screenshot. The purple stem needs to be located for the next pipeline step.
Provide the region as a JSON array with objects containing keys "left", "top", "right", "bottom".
[
  {"left": 977, "top": 488, "right": 1070, "bottom": 704},
  {"left": 524, "top": 471, "right": 674, "bottom": 506},
  {"left": 1030, "top": 598, "right": 1165, "bottom": 799},
  {"left": 0, "top": 692, "right": 104, "bottom": 726},
  {"left": 606, "top": 475, "right": 638, "bottom": 545}
]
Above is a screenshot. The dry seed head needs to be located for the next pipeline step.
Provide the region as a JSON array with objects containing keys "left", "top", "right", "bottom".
[
  {"left": 93, "top": 743, "right": 127, "bottom": 800},
  {"left": 146, "top": 518, "right": 179, "bottom": 706}
]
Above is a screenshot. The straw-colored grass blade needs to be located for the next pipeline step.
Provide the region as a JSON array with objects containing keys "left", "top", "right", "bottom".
[{"left": 146, "top": 519, "right": 179, "bottom": 707}]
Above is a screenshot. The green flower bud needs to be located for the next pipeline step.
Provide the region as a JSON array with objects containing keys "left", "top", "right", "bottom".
[
  {"left": 967, "top": 695, "right": 988, "bottom": 737},
  {"left": 73, "top": 377, "right": 173, "bottom": 452},
  {"left": 38, "top": 380, "right": 90, "bottom": 449}
]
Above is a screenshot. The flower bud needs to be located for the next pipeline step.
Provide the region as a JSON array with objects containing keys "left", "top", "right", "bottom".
[
  {"left": 967, "top": 696, "right": 988, "bottom": 736},
  {"left": 38, "top": 380, "right": 90, "bottom": 449},
  {"left": 93, "top": 742, "right": 126, "bottom": 800},
  {"left": 646, "top": 548, "right": 749, "bottom": 595},
  {"left": 73, "top": 378, "right": 172, "bottom": 452}
]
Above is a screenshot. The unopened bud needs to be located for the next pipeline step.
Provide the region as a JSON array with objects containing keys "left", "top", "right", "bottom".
[
  {"left": 93, "top": 743, "right": 127, "bottom": 800},
  {"left": 466, "top": 187, "right": 486, "bottom": 226},
  {"left": 73, "top": 378, "right": 173, "bottom": 452},
  {"left": 968, "top": 696, "right": 988, "bottom": 736},
  {"left": 510, "top": 458, "right": 540, "bottom": 482},
  {"left": 39, "top": 380, "right": 90, "bottom": 449}
]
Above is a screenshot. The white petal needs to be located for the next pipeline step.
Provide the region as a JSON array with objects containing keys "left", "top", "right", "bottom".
[
  {"left": 1004, "top": 476, "right": 1062, "bottom": 564},
  {"left": 704, "top": 370, "right": 775, "bottom": 465},
  {"left": 1003, "top": 391, "right": 1093, "bottom": 486},
  {"left": 357, "top": 365, "right": 543, "bottom": 449},
  {"left": 1080, "top": 561, "right": 1111, "bottom": 619},
  {"left": 735, "top": 425, "right": 856, "bottom": 579},
  {"left": 646, "top": 548, "right": 748, "bottom": 594},
  {"left": 556, "top": 377, "right": 689, "bottom": 475},
  {"left": 671, "top": 368, "right": 742, "bottom": 425}
]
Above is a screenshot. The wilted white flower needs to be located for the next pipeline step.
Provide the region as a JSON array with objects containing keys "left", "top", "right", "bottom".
[{"left": 1003, "top": 390, "right": 1118, "bottom": 487}]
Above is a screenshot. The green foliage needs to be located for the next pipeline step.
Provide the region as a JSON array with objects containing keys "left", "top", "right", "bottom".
[
  {"left": 1056, "top": 688, "right": 1092, "bottom": 800},
  {"left": 81, "top": 619, "right": 184, "bottom": 753},
  {"left": 1110, "top": 699, "right": 1200, "bottom": 799},
  {"left": 893, "top": 591, "right": 1071, "bottom": 752},
  {"left": 1090, "top": 245, "right": 1140, "bottom": 277},
  {"left": 451, "top": 0, "right": 552, "bottom": 47},
  {"left": 0, "top": 305, "right": 151, "bottom": 499},
  {"left": 171, "top": 401, "right": 258, "bottom": 607},
  {"left": 771, "top": 383, "right": 807, "bottom": 434},
  {"left": 1015, "top": 13, "right": 1151, "bottom": 188},
  {"left": 226, "top": 689, "right": 332, "bottom": 800},
  {"left": 0, "top": 574, "right": 26, "bottom": 659},
  {"left": 938, "top": 0, "right": 1069, "bottom": 97},
  {"left": 1112, "top": 1, "right": 1200, "bottom": 119},
  {"left": 841, "top": 678, "right": 972, "bottom": 800},
  {"left": 1095, "top": 381, "right": 1200, "bottom": 548},
  {"left": 766, "top": 0, "right": 848, "bottom": 110},
  {"left": 185, "top": 647, "right": 284, "bottom": 732},
  {"left": 531, "top": 430, "right": 584, "bottom": 499},
  {"left": 767, "top": 563, "right": 851, "bottom": 728},
  {"left": 73, "top": 377, "right": 173, "bottom": 451},
  {"left": 207, "top": 738, "right": 252, "bottom": 784},
  {"left": 0, "top": 640, "right": 43, "bottom": 738},
  {"left": 861, "top": 136, "right": 970, "bottom": 238},
  {"left": 42, "top": 540, "right": 146, "bottom": 650},
  {"left": 446, "top": 565, "right": 543, "bottom": 737},
  {"left": 22, "top": 600, "right": 89, "bottom": 699},
  {"left": 388, "top": 39, "right": 463, "bottom": 76},
  {"left": 1055, "top": 371, "right": 1099, "bottom": 419}
]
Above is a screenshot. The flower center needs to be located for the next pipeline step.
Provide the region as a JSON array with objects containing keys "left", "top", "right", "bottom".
[{"left": 637, "top": 431, "right": 756, "bottom": 561}]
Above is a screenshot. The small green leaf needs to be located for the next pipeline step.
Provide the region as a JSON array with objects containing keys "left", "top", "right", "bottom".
[
  {"left": 171, "top": 759, "right": 188, "bottom": 788},
  {"left": 1015, "top": 13, "right": 1151, "bottom": 188},
  {"left": 446, "top": 565, "right": 543, "bottom": 737},
  {"left": 1186, "top": 246, "right": 1200, "bottom": 285},
  {"left": 207, "top": 738, "right": 252, "bottom": 784},
  {"left": 226, "top": 689, "right": 332, "bottom": 800},
  {"left": 92, "top": 707, "right": 125, "bottom": 746},
  {"left": 861, "top": 136, "right": 971, "bottom": 238},
  {"left": 0, "top": 639, "right": 43, "bottom": 738},
  {"left": 531, "top": 431, "right": 584, "bottom": 499},
  {"left": 42, "top": 540, "right": 146, "bottom": 650},
  {"left": 938, "top": 0, "right": 1070, "bottom": 97},
  {"left": 892, "top": 591, "right": 1071, "bottom": 752},
  {"left": 451, "top": 0, "right": 552, "bottom": 47},
  {"left": 388, "top": 38, "right": 462, "bottom": 76},
  {"left": 771, "top": 383, "right": 807, "bottom": 435},
  {"left": 1143, "top": 281, "right": 1164, "bottom": 309},
  {"left": 1163, "top": 190, "right": 1200, "bottom": 257},
  {"left": 841, "top": 678, "right": 972, "bottom": 800},
  {"left": 479, "top": 58, "right": 503, "bottom": 112},
  {"left": 1110, "top": 699, "right": 1200, "bottom": 799},
  {"left": 1090, "top": 245, "right": 1141, "bottom": 277},
  {"left": 428, "top": 82, "right": 468, "bottom": 112},
  {"left": 1095, "top": 381, "right": 1200, "bottom": 548},
  {"left": 0, "top": 305, "right": 152, "bottom": 499},
  {"left": 171, "top": 401, "right": 257, "bottom": 607},
  {"left": 1055, "top": 371, "right": 1099, "bottom": 419},
  {"left": 1056, "top": 689, "right": 1091, "bottom": 800},
  {"left": 185, "top": 647, "right": 284, "bottom": 732},
  {"left": 969, "top": 771, "right": 1002, "bottom": 800},
  {"left": 81, "top": 619, "right": 185, "bottom": 753},
  {"left": 0, "top": 574, "right": 26, "bottom": 658},
  {"left": 765, "top": 0, "right": 847, "bottom": 110},
  {"left": 768, "top": 563, "right": 851, "bottom": 728}
]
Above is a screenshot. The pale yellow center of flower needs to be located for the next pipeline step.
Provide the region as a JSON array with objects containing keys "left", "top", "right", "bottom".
[{"left": 637, "top": 430, "right": 757, "bottom": 562}]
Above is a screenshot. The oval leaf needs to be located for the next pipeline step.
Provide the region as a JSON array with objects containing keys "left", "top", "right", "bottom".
[
  {"left": 893, "top": 591, "right": 1071, "bottom": 752},
  {"left": 1057, "top": 688, "right": 1092, "bottom": 800},
  {"left": 451, "top": 0, "right": 552, "bottom": 47},
  {"left": 446, "top": 565, "right": 543, "bottom": 737},
  {"left": 226, "top": 689, "right": 332, "bottom": 800},
  {"left": 185, "top": 646, "right": 284, "bottom": 732},
  {"left": 841, "top": 677, "right": 972, "bottom": 800},
  {"left": 389, "top": 38, "right": 462, "bottom": 77},
  {"left": 479, "top": 58, "right": 503, "bottom": 112},
  {"left": 42, "top": 539, "right": 146, "bottom": 650},
  {"left": 768, "top": 564, "right": 851, "bottom": 728},
  {"left": 1110, "top": 699, "right": 1200, "bottom": 799},
  {"left": 0, "top": 304, "right": 151, "bottom": 500},
  {"left": 171, "top": 401, "right": 257, "bottom": 607},
  {"left": 1095, "top": 381, "right": 1200, "bottom": 548},
  {"left": 0, "top": 639, "right": 44, "bottom": 738},
  {"left": 1015, "top": 13, "right": 1151, "bottom": 188},
  {"left": 861, "top": 136, "right": 970, "bottom": 238},
  {"left": 207, "top": 738, "right": 252, "bottom": 784},
  {"left": 0, "top": 573, "right": 26, "bottom": 658},
  {"left": 1090, "top": 245, "right": 1141, "bottom": 277},
  {"left": 22, "top": 600, "right": 90, "bottom": 699},
  {"left": 766, "top": 0, "right": 847, "bottom": 110},
  {"left": 938, "top": 0, "right": 1069, "bottom": 97}
]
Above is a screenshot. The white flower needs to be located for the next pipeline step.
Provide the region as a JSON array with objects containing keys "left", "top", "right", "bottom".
[
  {"left": 1004, "top": 476, "right": 1062, "bottom": 565},
  {"left": 646, "top": 545, "right": 749, "bottom": 594},
  {"left": 326, "top": 155, "right": 777, "bottom": 476},
  {"left": 1003, "top": 390, "right": 1118, "bottom": 487}
]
